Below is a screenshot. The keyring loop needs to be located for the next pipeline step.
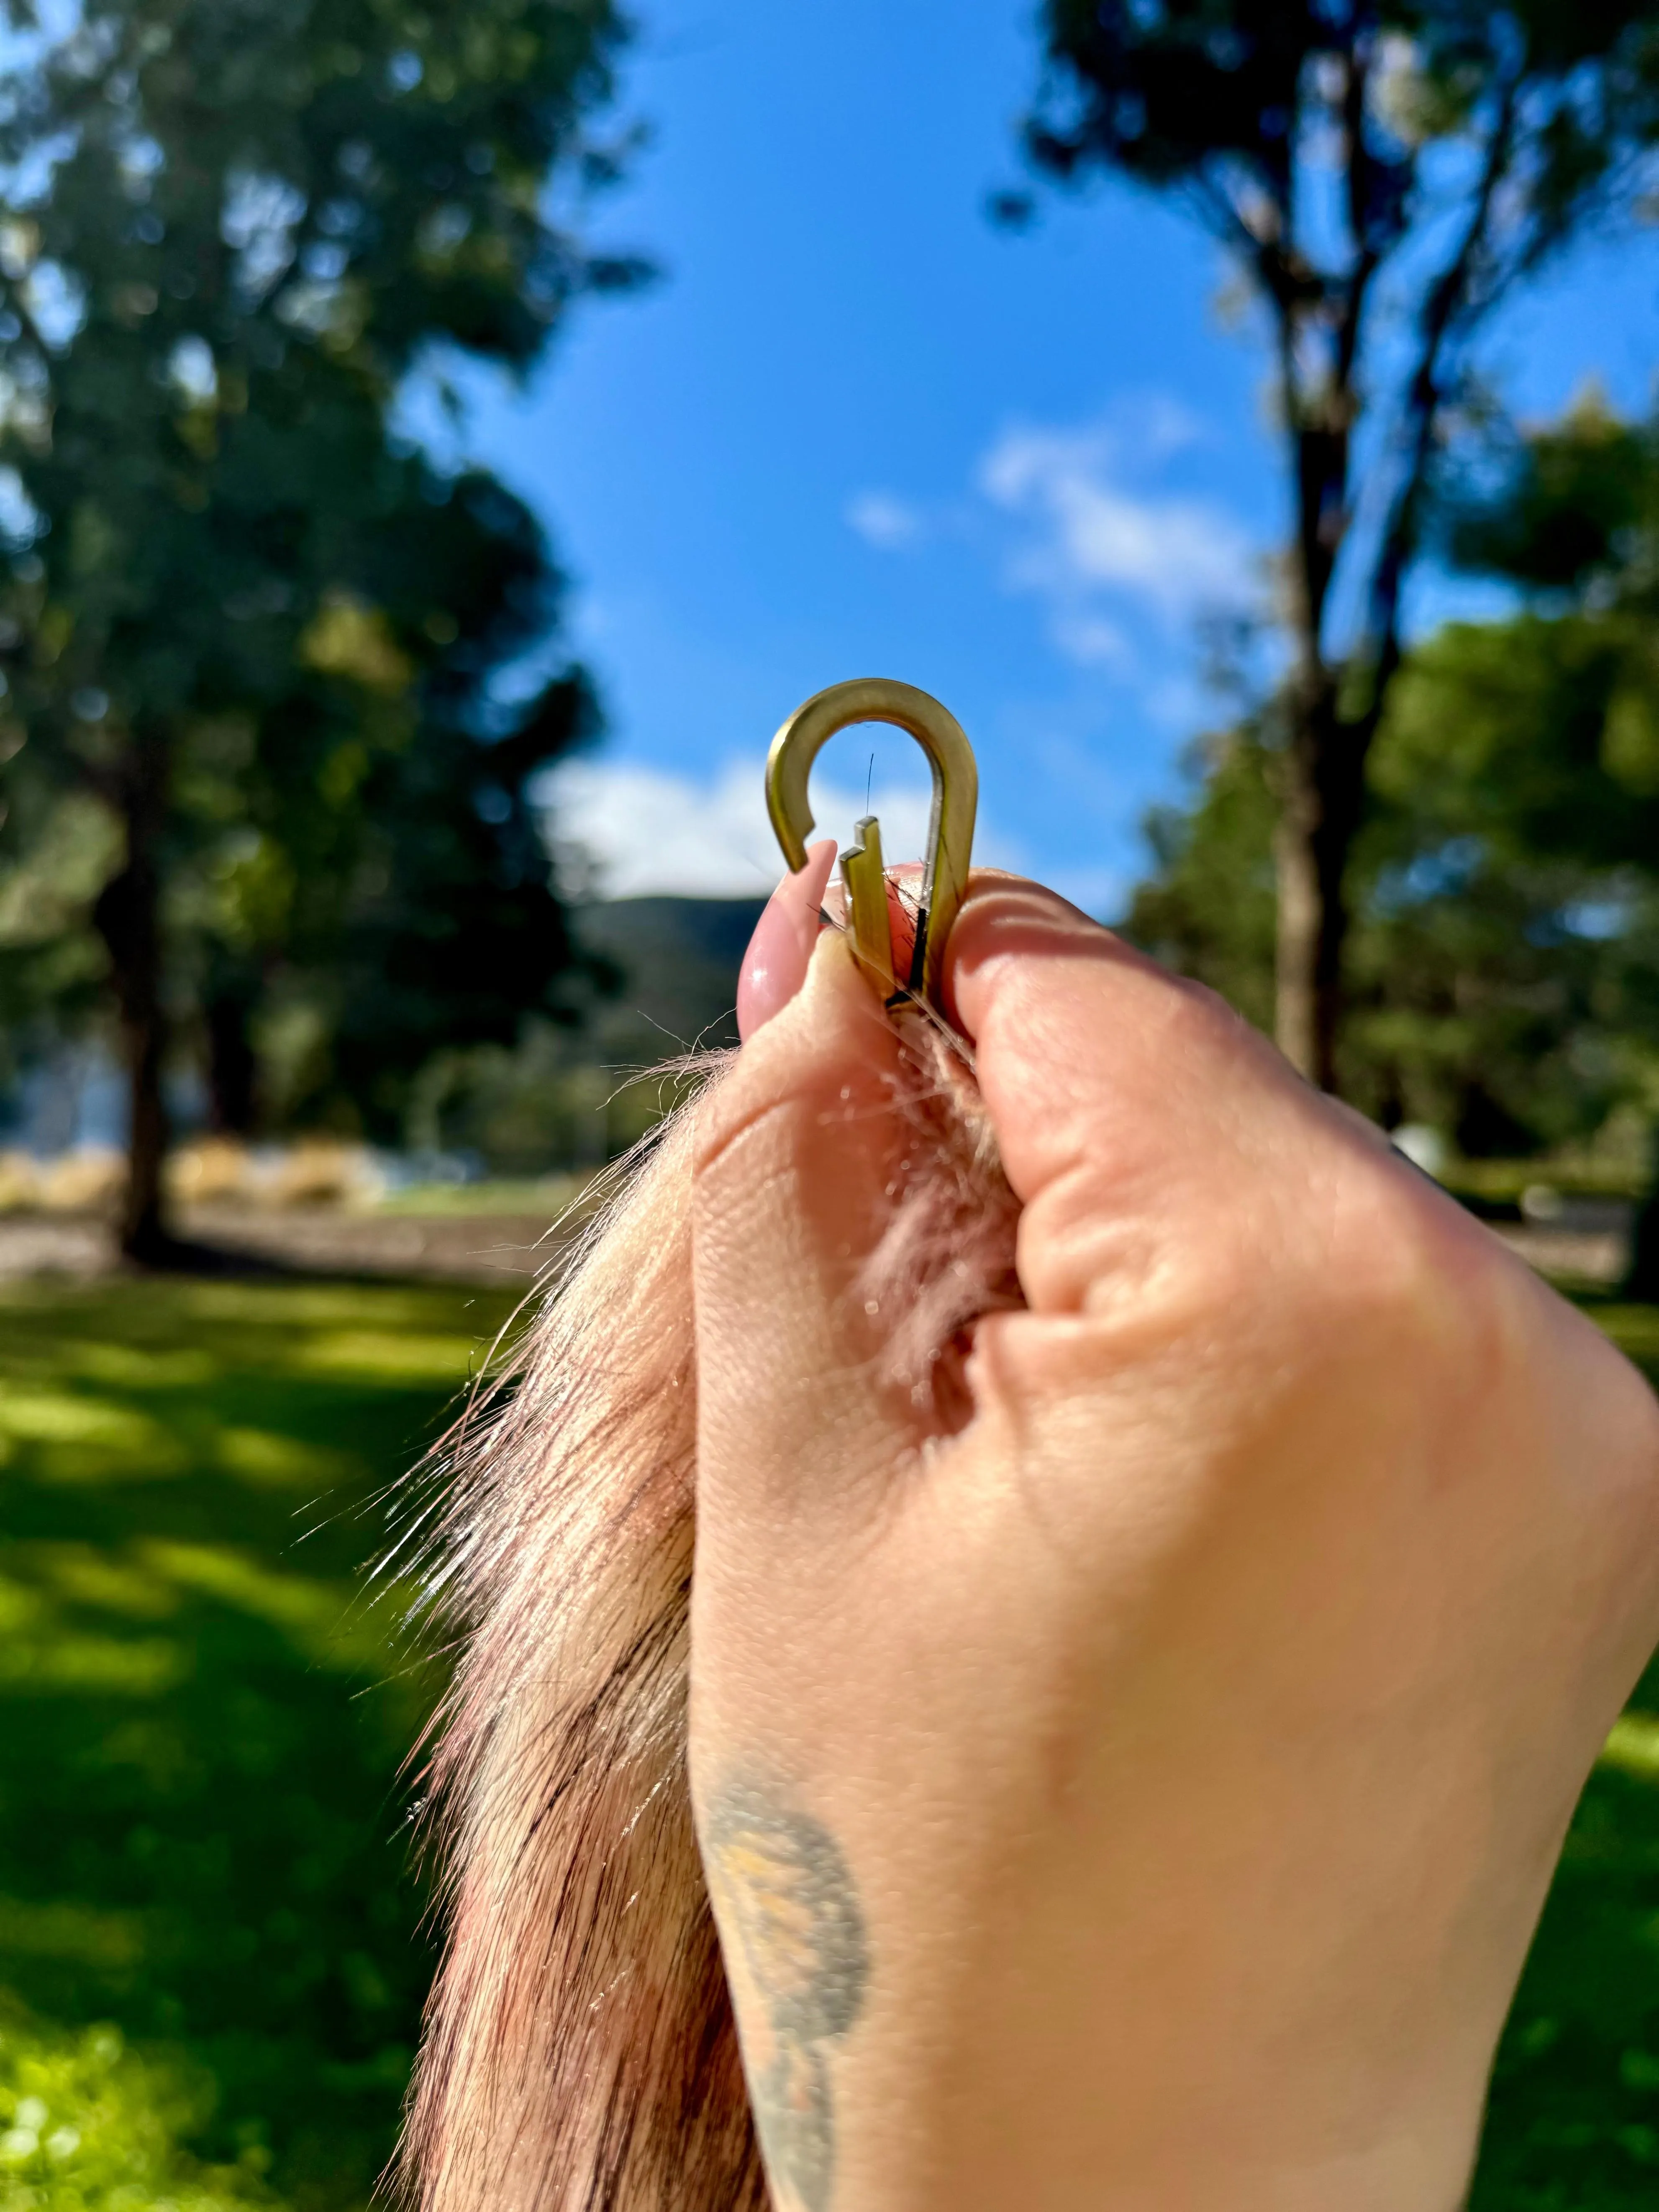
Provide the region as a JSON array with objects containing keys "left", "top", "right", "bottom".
[{"left": 765, "top": 677, "right": 977, "bottom": 1011}]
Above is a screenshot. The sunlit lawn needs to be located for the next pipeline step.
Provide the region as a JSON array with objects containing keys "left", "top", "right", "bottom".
[
  {"left": 5, "top": 1279, "right": 1659, "bottom": 2207},
  {"left": 0, "top": 1276, "right": 521, "bottom": 2210},
  {"left": 1469, "top": 1301, "right": 1659, "bottom": 2207}
]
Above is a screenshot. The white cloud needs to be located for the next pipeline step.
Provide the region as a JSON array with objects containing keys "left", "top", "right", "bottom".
[
  {"left": 979, "top": 415, "right": 1256, "bottom": 636},
  {"left": 845, "top": 490, "right": 925, "bottom": 549},
  {"left": 839, "top": 397, "right": 1259, "bottom": 680},
  {"left": 1114, "top": 389, "right": 1208, "bottom": 461},
  {"left": 1047, "top": 611, "right": 1131, "bottom": 668},
  {"left": 543, "top": 755, "right": 941, "bottom": 900}
]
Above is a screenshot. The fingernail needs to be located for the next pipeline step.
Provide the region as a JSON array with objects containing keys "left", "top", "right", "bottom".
[{"left": 737, "top": 839, "right": 837, "bottom": 1040}]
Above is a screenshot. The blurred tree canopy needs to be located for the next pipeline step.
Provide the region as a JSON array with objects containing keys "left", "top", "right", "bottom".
[
  {"left": 1129, "top": 392, "right": 1659, "bottom": 1159},
  {"left": 1012, "top": 3, "right": 1659, "bottom": 1094},
  {"left": 1130, "top": 715, "right": 1659, "bottom": 1156},
  {"left": 0, "top": 2002, "right": 279, "bottom": 2210},
  {"left": 0, "top": 0, "right": 641, "bottom": 1259}
]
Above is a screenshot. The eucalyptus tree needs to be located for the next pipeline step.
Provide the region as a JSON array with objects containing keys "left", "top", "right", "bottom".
[
  {"left": 1128, "top": 698, "right": 1659, "bottom": 1159},
  {"left": 1431, "top": 392, "right": 1659, "bottom": 1282},
  {"left": 1127, "top": 391, "right": 1659, "bottom": 1161},
  {"left": 0, "top": 0, "right": 637, "bottom": 1258},
  {"left": 1012, "top": 3, "right": 1659, "bottom": 1090}
]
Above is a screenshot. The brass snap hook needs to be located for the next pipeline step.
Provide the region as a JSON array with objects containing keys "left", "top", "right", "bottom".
[{"left": 765, "top": 677, "right": 977, "bottom": 1012}]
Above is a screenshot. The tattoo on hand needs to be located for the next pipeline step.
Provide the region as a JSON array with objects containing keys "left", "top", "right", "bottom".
[{"left": 703, "top": 1777, "right": 869, "bottom": 2212}]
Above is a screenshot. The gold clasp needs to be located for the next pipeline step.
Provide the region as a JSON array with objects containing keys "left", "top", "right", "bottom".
[{"left": 764, "top": 677, "right": 977, "bottom": 1012}]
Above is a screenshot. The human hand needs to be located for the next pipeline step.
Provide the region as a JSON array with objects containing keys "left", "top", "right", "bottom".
[{"left": 690, "top": 876, "right": 1659, "bottom": 2212}]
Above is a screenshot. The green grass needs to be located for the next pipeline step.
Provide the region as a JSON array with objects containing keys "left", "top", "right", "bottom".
[
  {"left": 4, "top": 1278, "right": 1659, "bottom": 2207},
  {"left": 369, "top": 1175, "right": 587, "bottom": 1217},
  {"left": 1467, "top": 1300, "right": 1659, "bottom": 2208},
  {"left": 0, "top": 1277, "right": 521, "bottom": 2211}
]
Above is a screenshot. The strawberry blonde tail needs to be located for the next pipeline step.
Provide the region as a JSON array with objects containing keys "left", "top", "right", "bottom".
[{"left": 400, "top": 1014, "right": 1018, "bottom": 2211}]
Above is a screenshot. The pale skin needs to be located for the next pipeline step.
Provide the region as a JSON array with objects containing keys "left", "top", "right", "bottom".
[{"left": 691, "top": 870, "right": 1659, "bottom": 2212}]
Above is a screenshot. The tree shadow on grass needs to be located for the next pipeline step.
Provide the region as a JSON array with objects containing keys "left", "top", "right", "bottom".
[
  {"left": 8, "top": 1278, "right": 1659, "bottom": 2209},
  {"left": 0, "top": 1277, "right": 522, "bottom": 2212}
]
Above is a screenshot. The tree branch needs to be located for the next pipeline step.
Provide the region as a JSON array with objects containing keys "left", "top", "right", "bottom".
[
  {"left": 1333, "top": 31, "right": 1382, "bottom": 397},
  {"left": 1354, "top": 56, "right": 1524, "bottom": 738},
  {"left": 1187, "top": 165, "right": 1309, "bottom": 318}
]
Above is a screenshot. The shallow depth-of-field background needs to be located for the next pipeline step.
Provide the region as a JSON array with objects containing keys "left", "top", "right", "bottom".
[
  {"left": 0, "top": 1274, "right": 1656, "bottom": 2208},
  {"left": 0, "top": 1277, "right": 519, "bottom": 2211}
]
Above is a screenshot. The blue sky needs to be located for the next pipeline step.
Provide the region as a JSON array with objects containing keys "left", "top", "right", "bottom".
[{"left": 436, "top": 0, "right": 1659, "bottom": 913}]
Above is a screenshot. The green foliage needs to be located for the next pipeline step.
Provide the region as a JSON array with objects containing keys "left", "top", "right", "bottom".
[
  {"left": 1445, "top": 389, "right": 1649, "bottom": 592},
  {"left": 1129, "top": 381, "right": 1659, "bottom": 1151},
  {"left": 1026, "top": 5, "right": 1659, "bottom": 288},
  {"left": 0, "top": 792, "right": 114, "bottom": 1092},
  {"left": 0, "top": 0, "right": 638, "bottom": 1203},
  {"left": 1433, "top": 395, "right": 1659, "bottom": 859},
  {"left": 1378, "top": 613, "right": 1658, "bottom": 864},
  {"left": 1132, "top": 732, "right": 1279, "bottom": 1037},
  {"left": 1125, "top": 691, "right": 1659, "bottom": 1153},
  {"left": 1017, "top": 4, "right": 1659, "bottom": 1084},
  {"left": 0, "top": 2006, "right": 280, "bottom": 2211},
  {"left": 0, "top": 1274, "right": 519, "bottom": 2209},
  {"left": 399, "top": 895, "right": 765, "bottom": 1176}
]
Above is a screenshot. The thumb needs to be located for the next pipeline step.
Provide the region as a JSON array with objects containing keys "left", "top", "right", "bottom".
[{"left": 692, "top": 930, "right": 929, "bottom": 1533}]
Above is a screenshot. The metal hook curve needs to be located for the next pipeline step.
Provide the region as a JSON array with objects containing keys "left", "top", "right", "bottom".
[{"left": 765, "top": 677, "right": 977, "bottom": 1011}]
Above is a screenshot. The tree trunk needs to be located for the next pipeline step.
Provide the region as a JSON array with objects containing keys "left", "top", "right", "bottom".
[
  {"left": 1272, "top": 788, "right": 1319, "bottom": 1083},
  {"left": 1273, "top": 685, "right": 1369, "bottom": 1095},
  {"left": 93, "top": 735, "right": 172, "bottom": 1264},
  {"left": 205, "top": 987, "right": 259, "bottom": 1135},
  {"left": 1624, "top": 1124, "right": 1659, "bottom": 1302}
]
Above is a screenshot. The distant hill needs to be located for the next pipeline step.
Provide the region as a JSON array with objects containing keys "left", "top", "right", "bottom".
[
  {"left": 575, "top": 895, "right": 768, "bottom": 1064},
  {"left": 331, "top": 896, "right": 774, "bottom": 1175}
]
